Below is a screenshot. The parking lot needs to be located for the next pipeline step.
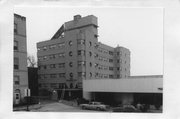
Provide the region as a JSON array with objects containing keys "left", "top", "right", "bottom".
[{"left": 13, "top": 100, "right": 162, "bottom": 113}]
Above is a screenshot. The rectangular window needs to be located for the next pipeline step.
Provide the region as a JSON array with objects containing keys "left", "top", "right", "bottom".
[
  {"left": 59, "top": 53, "right": 65, "bottom": 58},
  {"left": 109, "top": 51, "right": 113, "bottom": 55},
  {"left": 109, "top": 59, "right": 113, "bottom": 63},
  {"left": 43, "top": 65, "right": 47, "bottom": 69},
  {"left": 50, "top": 74, "right": 57, "bottom": 78},
  {"left": 59, "top": 73, "right": 65, "bottom": 78},
  {"left": 43, "top": 56, "right": 47, "bottom": 60},
  {"left": 50, "top": 64, "right": 56, "bottom": 68},
  {"left": 49, "top": 44, "right": 56, "bottom": 49},
  {"left": 43, "top": 46, "right": 47, "bottom": 51},
  {"left": 77, "top": 39, "right": 85, "bottom": 45},
  {"left": 14, "top": 41, "right": 18, "bottom": 51},
  {"left": 49, "top": 54, "right": 56, "bottom": 59},
  {"left": 14, "top": 57, "right": 19, "bottom": 69},
  {"left": 59, "top": 63, "right": 65, "bottom": 68},
  {"left": 14, "top": 23, "right": 17, "bottom": 34},
  {"left": 109, "top": 67, "right": 113, "bottom": 71},
  {"left": 14, "top": 75, "right": 20, "bottom": 85},
  {"left": 37, "top": 48, "right": 41, "bottom": 51},
  {"left": 77, "top": 50, "right": 85, "bottom": 56},
  {"left": 78, "top": 72, "right": 86, "bottom": 77},
  {"left": 58, "top": 42, "right": 65, "bottom": 48},
  {"left": 78, "top": 61, "right": 86, "bottom": 66},
  {"left": 109, "top": 75, "right": 114, "bottom": 78}
]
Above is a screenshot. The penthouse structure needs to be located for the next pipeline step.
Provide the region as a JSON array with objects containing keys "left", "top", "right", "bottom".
[
  {"left": 13, "top": 14, "right": 28, "bottom": 105},
  {"left": 37, "top": 15, "right": 130, "bottom": 98}
]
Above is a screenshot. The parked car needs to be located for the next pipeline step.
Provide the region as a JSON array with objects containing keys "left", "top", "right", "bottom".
[
  {"left": 80, "top": 101, "right": 109, "bottom": 111},
  {"left": 113, "top": 104, "right": 141, "bottom": 112}
]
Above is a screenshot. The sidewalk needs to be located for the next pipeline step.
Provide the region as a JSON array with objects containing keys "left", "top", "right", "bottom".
[{"left": 13, "top": 104, "right": 42, "bottom": 111}]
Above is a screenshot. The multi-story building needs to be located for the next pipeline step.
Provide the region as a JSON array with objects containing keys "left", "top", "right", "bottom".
[
  {"left": 13, "top": 14, "right": 28, "bottom": 105},
  {"left": 37, "top": 15, "right": 130, "bottom": 99}
]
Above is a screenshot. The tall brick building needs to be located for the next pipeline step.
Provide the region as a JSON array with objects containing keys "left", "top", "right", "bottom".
[
  {"left": 13, "top": 14, "right": 28, "bottom": 104},
  {"left": 37, "top": 15, "right": 130, "bottom": 99}
]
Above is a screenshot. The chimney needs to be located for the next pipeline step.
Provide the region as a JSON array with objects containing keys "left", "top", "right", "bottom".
[{"left": 74, "top": 15, "right": 81, "bottom": 21}]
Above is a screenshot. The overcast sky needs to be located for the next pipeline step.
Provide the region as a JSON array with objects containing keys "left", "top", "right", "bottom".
[{"left": 14, "top": 7, "right": 163, "bottom": 76}]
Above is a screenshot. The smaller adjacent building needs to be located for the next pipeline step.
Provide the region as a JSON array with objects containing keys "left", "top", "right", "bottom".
[{"left": 83, "top": 75, "right": 163, "bottom": 106}]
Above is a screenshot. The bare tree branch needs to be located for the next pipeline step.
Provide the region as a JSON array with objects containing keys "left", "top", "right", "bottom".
[{"left": 27, "top": 54, "right": 37, "bottom": 67}]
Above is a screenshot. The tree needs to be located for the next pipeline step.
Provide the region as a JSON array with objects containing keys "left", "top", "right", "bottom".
[{"left": 27, "top": 54, "right": 37, "bottom": 67}]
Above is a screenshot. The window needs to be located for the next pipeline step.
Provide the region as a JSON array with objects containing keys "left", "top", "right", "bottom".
[
  {"left": 59, "top": 73, "right": 65, "bottom": 78},
  {"left": 77, "top": 50, "right": 85, "bottom": 56},
  {"left": 69, "top": 73, "right": 73, "bottom": 78},
  {"left": 49, "top": 44, "right": 56, "bottom": 49},
  {"left": 14, "top": 57, "right": 19, "bottom": 69},
  {"left": 58, "top": 42, "right": 65, "bottom": 48},
  {"left": 43, "top": 65, "right": 47, "bottom": 69},
  {"left": 117, "top": 67, "right": 120, "bottom": 71},
  {"left": 125, "top": 61, "right": 126, "bottom": 64},
  {"left": 50, "top": 74, "right": 56, "bottom": 78},
  {"left": 69, "top": 51, "right": 73, "bottom": 56},
  {"left": 14, "top": 76, "right": 20, "bottom": 85},
  {"left": 78, "top": 72, "right": 86, "bottom": 77},
  {"left": 69, "top": 41, "right": 73, "bottom": 46},
  {"left": 117, "top": 52, "right": 119, "bottom": 55},
  {"left": 78, "top": 61, "right": 86, "bottom": 66},
  {"left": 95, "top": 63, "right": 98, "bottom": 68},
  {"left": 14, "top": 41, "right": 18, "bottom": 51},
  {"left": 77, "top": 39, "right": 85, "bottom": 45},
  {"left": 59, "top": 63, "right": 65, "bottom": 68},
  {"left": 38, "top": 66, "right": 41, "bottom": 70},
  {"left": 109, "top": 67, "right": 113, "bottom": 71},
  {"left": 89, "top": 52, "right": 92, "bottom": 57},
  {"left": 37, "top": 48, "right": 41, "bottom": 51},
  {"left": 14, "top": 23, "right": 17, "bottom": 34},
  {"left": 117, "top": 60, "right": 119, "bottom": 63},
  {"left": 43, "top": 56, "right": 47, "bottom": 60},
  {"left": 89, "top": 72, "right": 92, "bottom": 77},
  {"left": 109, "top": 51, "right": 113, "bottom": 55},
  {"left": 89, "top": 62, "right": 92, "bottom": 67},
  {"left": 50, "top": 64, "right": 56, "bottom": 68},
  {"left": 43, "top": 46, "right": 47, "bottom": 51},
  {"left": 94, "top": 53, "right": 98, "bottom": 58},
  {"left": 89, "top": 42, "right": 92, "bottom": 47},
  {"left": 117, "top": 75, "right": 120, "bottom": 78},
  {"left": 109, "top": 75, "right": 114, "bottom": 78},
  {"left": 59, "top": 53, "right": 65, "bottom": 58},
  {"left": 104, "top": 74, "right": 108, "bottom": 78},
  {"left": 49, "top": 54, "right": 56, "bottom": 59},
  {"left": 69, "top": 62, "right": 73, "bottom": 67},
  {"left": 109, "top": 59, "right": 113, "bottom": 63},
  {"left": 104, "top": 66, "right": 108, "bottom": 70}
]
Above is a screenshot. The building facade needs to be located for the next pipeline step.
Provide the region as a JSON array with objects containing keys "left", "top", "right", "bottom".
[
  {"left": 37, "top": 15, "right": 130, "bottom": 99},
  {"left": 13, "top": 14, "right": 28, "bottom": 105},
  {"left": 83, "top": 75, "right": 163, "bottom": 106}
]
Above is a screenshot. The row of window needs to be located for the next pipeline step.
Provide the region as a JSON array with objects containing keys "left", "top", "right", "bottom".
[
  {"left": 39, "top": 72, "right": 123, "bottom": 79},
  {"left": 39, "top": 61, "right": 125, "bottom": 71},
  {"left": 38, "top": 42, "right": 65, "bottom": 51},
  {"left": 38, "top": 53, "right": 65, "bottom": 61}
]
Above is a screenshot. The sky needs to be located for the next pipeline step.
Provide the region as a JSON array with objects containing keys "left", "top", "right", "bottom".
[{"left": 14, "top": 7, "right": 163, "bottom": 76}]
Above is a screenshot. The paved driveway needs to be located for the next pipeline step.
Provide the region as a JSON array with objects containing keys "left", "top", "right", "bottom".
[{"left": 30, "top": 102, "right": 97, "bottom": 112}]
